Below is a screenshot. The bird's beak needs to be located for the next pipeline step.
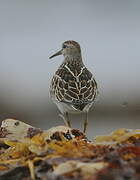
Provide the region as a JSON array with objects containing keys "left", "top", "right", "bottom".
[{"left": 49, "top": 50, "right": 62, "bottom": 59}]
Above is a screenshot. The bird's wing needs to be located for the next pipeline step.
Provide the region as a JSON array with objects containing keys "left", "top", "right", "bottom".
[{"left": 50, "top": 65, "right": 98, "bottom": 110}]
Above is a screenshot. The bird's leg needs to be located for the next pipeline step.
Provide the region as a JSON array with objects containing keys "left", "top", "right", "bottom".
[
  {"left": 59, "top": 112, "right": 71, "bottom": 128},
  {"left": 65, "top": 112, "right": 71, "bottom": 128},
  {"left": 59, "top": 114, "right": 67, "bottom": 125},
  {"left": 83, "top": 112, "right": 88, "bottom": 133}
]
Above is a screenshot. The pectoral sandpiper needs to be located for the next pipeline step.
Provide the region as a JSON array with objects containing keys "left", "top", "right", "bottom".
[{"left": 49, "top": 40, "right": 98, "bottom": 133}]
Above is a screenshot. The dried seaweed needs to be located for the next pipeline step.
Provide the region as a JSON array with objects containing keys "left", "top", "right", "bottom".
[{"left": 0, "top": 119, "right": 140, "bottom": 180}]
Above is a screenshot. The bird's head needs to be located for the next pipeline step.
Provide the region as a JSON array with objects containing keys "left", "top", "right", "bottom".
[{"left": 49, "top": 40, "right": 81, "bottom": 59}]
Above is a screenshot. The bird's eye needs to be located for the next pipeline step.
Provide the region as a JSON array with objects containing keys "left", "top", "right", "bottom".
[{"left": 63, "top": 44, "right": 67, "bottom": 48}]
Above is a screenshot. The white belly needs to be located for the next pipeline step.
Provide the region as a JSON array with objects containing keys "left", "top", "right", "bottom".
[{"left": 53, "top": 100, "right": 93, "bottom": 114}]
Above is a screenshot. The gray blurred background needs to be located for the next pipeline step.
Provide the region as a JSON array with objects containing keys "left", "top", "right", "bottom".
[{"left": 0, "top": 0, "right": 140, "bottom": 138}]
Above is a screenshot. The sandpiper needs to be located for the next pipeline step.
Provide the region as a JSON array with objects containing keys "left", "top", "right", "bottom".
[{"left": 49, "top": 40, "right": 98, "bottom": 133}]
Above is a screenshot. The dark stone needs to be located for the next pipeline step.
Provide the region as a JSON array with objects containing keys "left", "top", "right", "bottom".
[
  {"left": 26, "top": 128, "right": 43, "bottom": 138},
  {"left": 0, "top": 166, "right": 30, "bottom": 180},
  {"left": 0, "top": 127, "right": 11, "bottom": 138},
  {"left": 63, "top": 132, "right": 72, "bottom": 140},
  {"left": 50, "top": 132, "right": 62, "bottom": 141}
]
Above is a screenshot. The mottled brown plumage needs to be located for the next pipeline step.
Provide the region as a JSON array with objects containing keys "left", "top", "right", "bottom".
[{"left": 49, "top": 41, "right": 98, "bottom": 133}]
